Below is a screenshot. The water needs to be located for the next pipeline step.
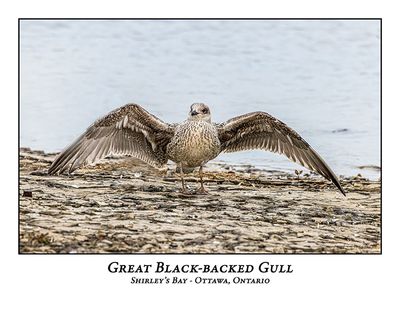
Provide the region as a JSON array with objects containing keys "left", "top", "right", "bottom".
[{"left": 20, "top": 20, "right": 381, "bottom": 179}]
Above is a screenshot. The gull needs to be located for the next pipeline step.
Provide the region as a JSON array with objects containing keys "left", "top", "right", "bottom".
[{"left": 48, "top": 103, "right": 346, "bottom": 195}]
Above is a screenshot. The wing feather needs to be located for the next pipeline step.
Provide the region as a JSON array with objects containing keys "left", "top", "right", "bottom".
[
  {"left": 217, "top": 112, "right": 345, "bottom": 195},
  {"left": 48, "top": 104, "right": 175, "bottom": 174}
]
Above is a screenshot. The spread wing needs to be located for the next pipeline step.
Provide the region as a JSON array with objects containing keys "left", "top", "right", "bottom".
[
  {"left": 48, "top": 103, "right": 175, "bottom": 174},
  {"left": 217, "top": 112, "right": 345, "bottom": 195}
]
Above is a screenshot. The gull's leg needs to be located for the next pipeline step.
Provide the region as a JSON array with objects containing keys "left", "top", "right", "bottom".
[
  {"left": 179, "top": 163, "right": 190, "bottom": 194},
  {"left": 196, "top": 165, "right": 208, "bottom": 194}
]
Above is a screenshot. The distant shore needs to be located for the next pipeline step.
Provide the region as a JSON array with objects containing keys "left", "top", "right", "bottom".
[{"left": 19, "top": 148, "right": 381, "bottom": 253}]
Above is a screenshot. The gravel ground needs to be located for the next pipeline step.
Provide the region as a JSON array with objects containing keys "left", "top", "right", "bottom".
[{"left": 19, "top": 148, "right": 381, "bottom": 253}]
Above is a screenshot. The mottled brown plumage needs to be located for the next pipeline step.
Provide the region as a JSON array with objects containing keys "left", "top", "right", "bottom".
[{"left": 49, "top": 102, "right": 345, "bottom": 195}]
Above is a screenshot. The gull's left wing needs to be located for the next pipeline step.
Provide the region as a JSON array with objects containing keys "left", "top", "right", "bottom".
[{"left": 217, "top": 112, "right": 345, "bottom": 195}]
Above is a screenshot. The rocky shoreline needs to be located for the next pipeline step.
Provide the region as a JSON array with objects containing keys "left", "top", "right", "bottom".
[{"left": 19, "top": 148, "right": 381, "bottom": 253}]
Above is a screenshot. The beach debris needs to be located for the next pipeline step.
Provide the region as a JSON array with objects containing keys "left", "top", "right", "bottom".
[
  {"left": 19, "top": 148, "right": 381, "bottom": 254},
  {"left": 22, "top": 190, "right": 33, "bottom": 198}
]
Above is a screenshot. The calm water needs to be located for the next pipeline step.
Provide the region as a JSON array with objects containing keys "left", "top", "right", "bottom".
[{"left": 20, "top": 20, "right": 381, "bottom": 179}]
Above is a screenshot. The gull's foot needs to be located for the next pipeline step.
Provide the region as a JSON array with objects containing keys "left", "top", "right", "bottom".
[
  {"left": 179, "top": 187, "right": 193, "bottom": 195},
  {"left": 196, "top": 187, "right": 209, "bottom": 195}
]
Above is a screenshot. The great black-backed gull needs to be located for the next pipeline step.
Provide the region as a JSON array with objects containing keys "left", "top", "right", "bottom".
[{"left": 48, "top": 103, "right": 345, "bottom": 195}]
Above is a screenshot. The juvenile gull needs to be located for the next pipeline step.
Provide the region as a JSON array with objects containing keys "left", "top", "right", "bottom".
[{"left": 48, "top": 103, "right": 346, "bottom": 195}]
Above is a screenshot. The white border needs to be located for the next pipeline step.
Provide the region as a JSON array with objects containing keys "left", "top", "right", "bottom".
[{"left": 2, "top": 1, "right": 398, "bottom": 308}]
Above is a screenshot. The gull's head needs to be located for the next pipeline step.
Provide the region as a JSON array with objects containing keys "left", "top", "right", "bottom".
[{"left": 188, "top": 103, "right": 211, "bottom": 122}]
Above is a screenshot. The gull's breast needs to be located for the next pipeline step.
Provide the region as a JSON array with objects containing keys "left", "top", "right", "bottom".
[{"left": 167, "top": 121, "right": 221, "bottom": 167}]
